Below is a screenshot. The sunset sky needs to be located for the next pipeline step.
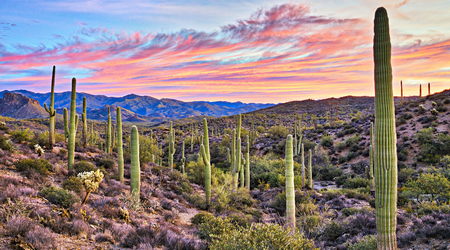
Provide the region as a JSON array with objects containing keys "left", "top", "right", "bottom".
[{"left": 1, "top": 0, "right": 449, "bottom": 103}]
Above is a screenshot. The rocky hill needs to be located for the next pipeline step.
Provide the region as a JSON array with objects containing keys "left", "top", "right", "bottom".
[
  {"left": 0, "top": 90, "right": 273, "bottom": 121},
  {"left": 0, "top": 93, "right": 48, "bottom": 119}
]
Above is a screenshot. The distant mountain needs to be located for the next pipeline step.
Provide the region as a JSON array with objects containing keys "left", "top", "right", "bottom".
[
  {"left": 0, "top": 92, "right": 48, "bottom": 119},
  {"left": 0, "top": 90, "right": 274, "bottom": 121}
]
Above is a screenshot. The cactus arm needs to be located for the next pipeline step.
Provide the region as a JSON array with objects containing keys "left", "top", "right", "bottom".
[{"left": 373, "top": 7, "right": 398, "bottom": 249}]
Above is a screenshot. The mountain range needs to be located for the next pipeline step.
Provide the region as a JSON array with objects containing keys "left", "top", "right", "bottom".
[{"left": 0, "top": 90, "right": 274, "bottom": 122}]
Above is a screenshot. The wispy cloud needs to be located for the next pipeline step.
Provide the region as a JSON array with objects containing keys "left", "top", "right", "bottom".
[{"left": 0, "top": 3, "right": 449, "bottom": 102}]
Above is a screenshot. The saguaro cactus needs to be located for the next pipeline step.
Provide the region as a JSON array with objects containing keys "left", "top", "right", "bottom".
[
  {"left": 168, "top": 121, "right": 176, "bottom": 170},
  {"left": 301, "top": 143, "right": 305, "bottom": 188},
  {"left": 419, "top": 84, "right": 422, "bottom": 97},
  {"left": 231, "top": 129, "right": 237, "bottom": 188},
  {"left": 181, "top": 140, "right": 186, "bottom": 174},
  {"left": 373, "top": 7, "right": 398, "bottom": 249},
  {"left": 106, "top": 107, "right": 112, "bottom": 154},
  {"left": 369, "top": 122, "right": 375, "bottom": 193},
  {"left": 285, "top": 134, "right": 295, "bottom": 230},
  {"left": 63, "top": 108, "right": 69, "bottom": 141},
  {"left": 428, "top": 82, "right": 431, "bottom": 96},
  {"left": 81, "top": 97, "right": 88, "bottom": 147},
  {"left": 400, "top": 80, "right": 403, "bottom": 102},
  {"left": 200, "top": 118, "right": 211, "bottom": 205},
  {"left": 307, "top": 149, "right": 313, "bottom": 189},
  {"left": 130, "top": 125, "right": 141, "bottom": 202},
  {"left": 117, "top": 107, "right": 124, "bottom": 183},
  {"left": 44, "top": 65, "right": 56, "bottom": 147},
  {"left": 245, "top": 135, "right": 250, "bottom": 190},
  {"left": 68, "top": 78, "right": 77, "bottom": 170}
]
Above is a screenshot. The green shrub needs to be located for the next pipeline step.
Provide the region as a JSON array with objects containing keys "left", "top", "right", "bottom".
[
  {"left": 416, "top": 202, "right": 450, "bottom": 216},
  {"left": 416, "top": 128, "right": 450, "bottom": 163},
  {"left": 95, "top": 157, "right": 115, "bottom": 169},
  {"left": 210, "top": 223, "right": 314, "bottom": 250},
  {"left": 320, "top": 135, "right": 334, "bottom": 148},
  {"left": 268, "top": 125, "right": 289, "bottom": 138},
  {"left": 228, "top": 188, "right": 254, "bottom": 210},
  {"left": 197, "top": 216, "right": 235, "bottom": 242},
  {"left": 11, "top": 128, "right": 34, "bottom": 142},
  {"left": 321, "top": 221, "right": 345, "bottom": 241},
  {"left": 404, "top": 173, "right": 450, "bottom": 201},
  {"left": 347, "top": 235, "right": 377, "bottom": 250},
  {"left": 15, "top": 159, "right": 52, "bottom": 176},
  {"left": 342, "top": 177, "right": 370, "bottom": 189},
  {"left": 0, "top": 135, "right": 13, "bottom": 151},
  {"left": 62, "top": 176, "right": 84, "bottom": 194},
  {"left": 270, "top": 190, "right": 312, "bottom": 215},
  {"left": 191, "top": 212, "right": 215, "bottom": 225},
  {"left": 72, "top": 161, "right": 96, "bottom": 175},
  {"left": 317, "top": 165, "right": 343, "bottom": 181},
  {"left": 39, "top": 186, "right": 78, "bottom": 208}
]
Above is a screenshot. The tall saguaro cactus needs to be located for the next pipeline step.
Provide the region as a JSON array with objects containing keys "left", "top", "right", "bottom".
[
  {"left": 307, "top": 149, "right": 313, "bottom": 189},
  {"left": 106, "top": 107, "right": 112, "bottom": 154},
  {"left": 130, "top": 125, "right": 141, "bottom": 202},
  {"left": 116, "top": 107, "right": 124, "bottom": 183},
  {"left": 168, "top": 121, "right": 176, "bottom": 170},
  {"left": 181, "top": 140, "right": 186, "bottom": 174},
  {"left": 81, "top": 97, "right": 88, "bottom": 147},
  {"left": 285, "top": 135, "right": 295, "bottom": 230},
  {"left": 44, "top": 65, "right": 57, "bottom": 147},
  {"left": 63, "top": 108, "right": 69, "bottom": 141},
  {"left": 427, "top": 82, "right": 431, "bottom": 96},
  {"left": 369, "top": 122, "right": 375, "bottom": 193},
  {"left": 200, "top": 118, "right": 211, "bottom": 205},
  {"left": 68, "top": 78, "right": 77, "bottom": 170},
  {"left": 373, "top": 7, "right": 398, "bottom": 249},
  {"left": 245, "top": 135, "right": 250, "bottom": 190},
  {"left": 301, "top": 143, "right": 305, "bottom": 188},
  {"left": 419, "top": 84, "right": 422, "bottom": 97}
]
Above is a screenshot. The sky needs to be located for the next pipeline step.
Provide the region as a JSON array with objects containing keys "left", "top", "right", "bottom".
[{"left": 0, "top": 0, "right": 449, "bottom": 103}]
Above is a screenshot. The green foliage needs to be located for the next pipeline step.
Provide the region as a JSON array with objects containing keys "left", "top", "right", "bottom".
[
  {"left": 191, "top": 211, "right": 215, "bottom": 225},
  {"left": 72, "top": 161, "right": 96, "bottom": 175},
  {"left": 403, "top": 173, "right": 450, "bottom": 200},
  {"left": 268, "top": 125, "right": 289, "bottom": 138},
  {"left": 250, "top": 154, "right": 303, "bottom": 188},
  {"left": 320, "top": 135, "right": 334, "bottom": 148},
  {"left": 210, "top": 223, "right": 314, "bottom": 250},
  {"left": 197, "top": 215, "right": 236, "bottom": 242},
  {"left": 15, "top": 158, "right": 52, "bottom": 176},
  {"left": 39, "top": 186, "right": 78, "bottom": 208},
  {"left": 62, "top": 176, "right": 84, "bottom": 194},
  {"left": 343, "top": 177, "right": 370, "bottom": 189},
  {"left": 321, "top": 221, "right": 345, "bottom": 241},
  {"left": 270, "top": 190, "right": 314, "bottom": 216},
  {"left": 416, "top": 128, "right": 450, "bottom": 163},
  {"left": 347, "top": 235, "right": 377, "bottom": 250},
  {"left": 316, "top": 164, "right": 343, "bottom": 181},
  {"left": 0, "top": 134, "right": 13, "bottom": 151},
  {"left": 415, "top": 201, "right": 450, "bottom": 216},
  {"left": 11, "top": 128, "right": 34, "bottom": 142},
  {"left": 138, "top": 134, "right": 161, "bottom": 164}
]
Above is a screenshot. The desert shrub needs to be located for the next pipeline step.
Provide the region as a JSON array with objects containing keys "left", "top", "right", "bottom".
[
  {"left": 186, "top": 160, "right": 205, "bottom": 185},
  {"left": 347, "top": 235, "right": 377, "bottom": 250},
  {"left": 321, "top": 221, "right": 345, "bottom": 241},
  {"left": 62, "top": 176, "right": 84, "bottom": 194},
  {"left": 72, "top": 161, "right": 96, "bottom": 175},
  {"left": 5, "top": 215, "right": 35, "bottom": 236},
  {"left": 95, "top": 157, "right": 115, "bottom": 169},
  {"left": 191, "top": 212, "right": 215, "bottom": 225},
  {"left": 138, "top": 135, "right": 162, "bottom": 164},
  {"left": 270, "top": 190, "right": 313, "bottom": 215},
  {"left": 210, "top": 223, "right": 314, "bottom": 250},
  {"left": 196, "top": 215, "right": 235, "bottom": 242},
  {"left": 168, "top": 170, "right": 193, "bottom": 195},
  {"left": 398, "top": 168, "right": 415, "bottom": 183},
  {"left": 11, "top": 128, "right": 34, "bottom": 142},
  {"left": 15, "top": 158, "right": 52, "bottom": 176},
  {"left": 268, "top": 125, "right": 289, "bottom": 138},
  {"left": 320, "top": 135, "right": 333, "bottom": 148},
  {"left": 416, "top": 202, "right": 450, "bottom": 216},
  {"left": 416, "top": 128, "right": 450, "bottom": 163},
  {"left": 228, "top": 188, "right": 254, "bottom": 210},
  {"left": 39, "top": 186, "right": 78, "bottom": 208},
  {"left": 317, "top": 164, "right": 343, "bottom": 181},
  {"left": 33, "top": 131, "right": 65, "bottom": 146},
  {"left": 251, "top": 155, "right": 302, "bottom": 188},
  {"left": 403, "top": 173, "right": 450, "bottom": 201},
  {"left": 342, "top": 177, "right": 370, "bottom": 189},
  {"left": 25, "top": 225, "right": 57, "bottom": 249},
  {"left": 0, "top": 134, "right": 13, "bottom": 151}
]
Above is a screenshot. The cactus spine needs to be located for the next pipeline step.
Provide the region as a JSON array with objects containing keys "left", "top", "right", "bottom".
[
  {"left": 200, "top": 118, "right": 211, "bottom": 205},
  {"left": 130, "top": 125, "right": 141, "bottom": 202},
  {"left": 373, "top": 7, "right": 398, "bottom": 249},
  {"left": 307, "top": 149, "right": 313, "bottom": 189},
  {"left": 245, "top": 135, "right": 250, "bottom": 190},
  {"left": 181, "top": 140, "right": 186, "bottom": 174},
  {"left": 285, "top": 134, "right": 295, "bottom": 230},
  {"left": 44, "top": 65, "right": 56, "bottom": 147},
  {"left": 81, "top": 97, "right": 88, "bottom": 147},
  {"left": 301, "top": 143, "right": 305, "bottom": 188},
  {"left": 168, "top": 121, "right": 175, "bottom": 170},
  {"left": 117, "top": 107, "right": 124, "bottom": 183},
  {"left": 106, "top": 107, "right": 112, "bottom": 154},
  {"left": 67, "top": 78, "right": 77, "bottom": 170},
  {"left": 63, "top": 108, "right": 69, "bottom": 141}
]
